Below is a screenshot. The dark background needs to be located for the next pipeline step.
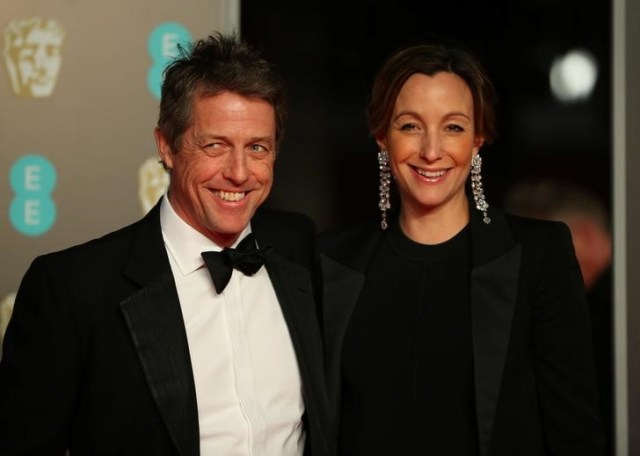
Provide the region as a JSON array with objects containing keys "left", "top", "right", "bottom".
[{"left": 241, "top": 0, "right": 611, "bottom": 231}]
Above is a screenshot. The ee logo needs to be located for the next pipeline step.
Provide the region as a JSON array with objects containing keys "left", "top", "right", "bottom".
[
  {"left": 147, "top": 22, "right": 192, "bottom": 100},
  {"left": 9, "top": 154, "right": 57, "bottom": 236}
]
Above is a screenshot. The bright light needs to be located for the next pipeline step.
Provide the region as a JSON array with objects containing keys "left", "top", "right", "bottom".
[{"left": 549, "top": 49, "right": 598, "bottom": 102}]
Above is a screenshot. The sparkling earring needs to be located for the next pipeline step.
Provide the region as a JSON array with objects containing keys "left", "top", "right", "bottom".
[
  {"left": 378, "top": 150, "right": 391, "bottom": 230},
  {"left": 471, "top": 153, "right": 490, "bottom": 224}
]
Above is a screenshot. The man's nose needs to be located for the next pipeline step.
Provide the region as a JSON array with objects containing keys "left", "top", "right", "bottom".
[{"left": 222, "top": 151, "right": 249, "bottom": 183}]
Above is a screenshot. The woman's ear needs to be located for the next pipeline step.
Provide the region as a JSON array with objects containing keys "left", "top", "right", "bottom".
[
  {"left": 375, "top": 134, "right": 388, "bottom": 152},
  {"left": 473, "top": 136, "right": 485, "bottom": 154}
]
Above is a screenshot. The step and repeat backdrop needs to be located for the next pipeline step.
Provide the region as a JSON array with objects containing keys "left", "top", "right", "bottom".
[{"left": 0, "top": 1, "right": 239, "bottom": 343}]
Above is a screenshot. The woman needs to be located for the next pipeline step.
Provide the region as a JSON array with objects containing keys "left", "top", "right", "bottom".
[{"left": 320, "top": 42, "right": 604, "bottom": 455}]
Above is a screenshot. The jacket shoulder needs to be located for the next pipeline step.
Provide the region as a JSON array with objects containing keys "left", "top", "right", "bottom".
[
  {"left": 502, "top": 213, "right": 573, "bottom": 244},
  {"left": 252, "top": 208, "right": 318, "bottom": 265},
  {"left": 319, "top": 219, "right": 382, "bottom": 273},
  {"left": 37, "top": 220, "right": 139, "bottom": 263}
]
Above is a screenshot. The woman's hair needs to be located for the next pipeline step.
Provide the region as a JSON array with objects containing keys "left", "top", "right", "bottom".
[
  {"left": 367, "top": 41, "right": 497, "bottom": 143},
  {"left": 157, "top": 31, "right": 287, "bottom": 153}
]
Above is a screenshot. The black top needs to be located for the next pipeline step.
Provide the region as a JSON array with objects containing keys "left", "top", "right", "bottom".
[{"left": 339, "top": 221, "right": 478, "bottom": 455}]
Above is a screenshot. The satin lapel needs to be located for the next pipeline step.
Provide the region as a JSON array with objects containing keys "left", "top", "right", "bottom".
[
  {"left": 262, "top": 246, "right": 333, "bottom": 453},
  {"left": 249, "top": 213, "right": 323, "bottom": 379},
  {"left": 120, "top": 202, "right": 199, "bottom": 456},
  {"left": 250, "top": 212, "right": 331, "bottom": 452},
  {"left": 262, "top": 250, "right": 322, "bottom": 377},
  {"left": 469, "top": 208, "right": 521, "bottom": 456}
]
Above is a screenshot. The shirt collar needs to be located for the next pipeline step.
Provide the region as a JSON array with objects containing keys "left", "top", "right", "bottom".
[{"left": 159, "top": 193, "right": 252, "bottom": 275}]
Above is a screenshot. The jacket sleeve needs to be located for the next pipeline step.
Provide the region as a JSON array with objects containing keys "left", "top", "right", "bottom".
[
  {"left": 531, "top": 223, "right": 605, "bottom": 455},
  {"left": 0, "top": 255, "right": 77, "bottom": 455}
]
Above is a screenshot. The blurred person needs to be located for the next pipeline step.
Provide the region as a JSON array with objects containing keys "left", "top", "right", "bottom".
[
  {"left": 503, "top": 176, "right": 613, "bottom": 454},
  {"left": 0, "top": 32, "right": 330, "bottom": 456},
  {"left": 502, "top": 177, "right": 612, "bottom": 292},
  {"left": 320, "top": 41, "right": 604, "bottom": 455}
]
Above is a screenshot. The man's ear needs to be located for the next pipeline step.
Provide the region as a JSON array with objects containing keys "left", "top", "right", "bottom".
[{"left": 154, "top": 128, "right": 174, "bottom": 170}]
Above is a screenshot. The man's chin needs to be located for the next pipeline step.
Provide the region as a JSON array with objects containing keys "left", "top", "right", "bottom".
[{"left": 209, "top": 218, "right": 254, "bottom": 241}]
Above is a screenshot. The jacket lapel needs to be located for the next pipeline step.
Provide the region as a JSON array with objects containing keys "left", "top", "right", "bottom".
[
  {"left": 263, "top": 248, "right": 320, "bottom": 374},
  {"left": 469, "top": 208, "right": 521, "bottom": 456},
  {"left": 250, "top": 214, "right": 322, "bottom": 368},
  {"left": 119, "top": 202, "right": 200, "bottom": 456},
  {"left": 321, "top": 214, "right": 522, "bottom": 455},
  {"left": 251, "top": 213, "right": 331, "bottom": 453}
]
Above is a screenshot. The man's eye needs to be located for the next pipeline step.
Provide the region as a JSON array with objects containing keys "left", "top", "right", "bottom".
[
  {"left": 250, "top": 144, "right": 268, "bottom": 152},
  {"left": 201, "top": 143, "right": 223, "bottom": 154}
]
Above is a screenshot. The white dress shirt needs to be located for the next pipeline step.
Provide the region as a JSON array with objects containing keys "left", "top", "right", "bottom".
[{"left": 160, "top": 195, "right": 305, "bottom": 456}]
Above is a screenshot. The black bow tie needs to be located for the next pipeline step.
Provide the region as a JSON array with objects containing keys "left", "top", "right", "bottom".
[{"left": 201, "top": 233, "right": 268, "bottom": 294}]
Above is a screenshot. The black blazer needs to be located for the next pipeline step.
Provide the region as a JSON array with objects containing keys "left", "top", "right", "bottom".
[
  {"left": 320, "top": 207, "right": 604, "bottom": 456},
  {"left": 0, "top": 201, "right": 331, "bottom": 456}
]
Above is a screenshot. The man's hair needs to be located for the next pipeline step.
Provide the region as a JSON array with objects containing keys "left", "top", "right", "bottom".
[
  {"left": 503, "top": 177, "right": 610, "bottom": 232},
  {"left": 157, "top": 31, "right": 287, "bottom": 153}
]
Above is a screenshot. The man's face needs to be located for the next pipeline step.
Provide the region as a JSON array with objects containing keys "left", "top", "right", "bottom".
[
  {"left": 155, "top": 91, "right": 276, "bottom": 247},
  {"left": 4, "top": 19, "right": 64, "bottom": 98}
]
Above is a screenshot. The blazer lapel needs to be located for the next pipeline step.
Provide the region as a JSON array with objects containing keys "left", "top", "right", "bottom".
[
  {"left": 469, "top": 208, "right": 521, "bottom": 456},
  {"left": 119, "top": 202, "right": 199, "bottom": 456},
  {"left": 263, "top": 249, "right": 321, "bottom": 375},
  {"left": 251, "top": 214, "right": 331, "bottom": 453}
]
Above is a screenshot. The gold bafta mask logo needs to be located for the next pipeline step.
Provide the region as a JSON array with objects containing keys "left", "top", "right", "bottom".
[
  {"left": 0, "top": 292, "right": 16, "bottom": 343},
  {"left": 3, "top": 18, "right": 65, "bottom": 98},
  {"left": 138, "top": 157, "right": 169, "bottom": 214}
]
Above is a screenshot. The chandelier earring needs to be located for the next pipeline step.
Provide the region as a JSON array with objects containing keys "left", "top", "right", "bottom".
[
  {"left": 378, "top": 150, "right": 391, "bottom": 230},
  {"left": 471, "top": 153, "right": 490, "bottom": 224}
]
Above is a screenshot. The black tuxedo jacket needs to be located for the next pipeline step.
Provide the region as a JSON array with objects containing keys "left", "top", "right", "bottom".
[
  {"left": 0, "top": 202, "right": 331, "bottom": 456},
  {"left": 320, "top": 207, "right": 604, "bottom": 456}
]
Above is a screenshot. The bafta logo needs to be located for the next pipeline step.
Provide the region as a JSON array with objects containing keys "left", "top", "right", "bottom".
[
  {"left": 3, "top": 18, "right": 65, "bottom": 99},
  {"left": 0, "top": 292, "right": 16, "bottom": 343},
  {"left": 138, "top": 157, "right": 169, "bottom": 214}
]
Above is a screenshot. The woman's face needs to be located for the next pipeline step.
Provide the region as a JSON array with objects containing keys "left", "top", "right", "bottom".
[{"left": 377, "top": 71, "right": 483, "bottom": 220}]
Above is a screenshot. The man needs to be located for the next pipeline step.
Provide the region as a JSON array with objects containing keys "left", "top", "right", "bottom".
[{"left": 0, "top": 32, "right": 330, "bottom": 456}]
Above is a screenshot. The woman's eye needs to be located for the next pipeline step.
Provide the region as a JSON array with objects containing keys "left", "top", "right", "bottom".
[
  {"left": 446, "top": 124, "right": 464, "bottom": 132},
  {"left": 400, "top": 123, "right": 418, "bottom": 131}
]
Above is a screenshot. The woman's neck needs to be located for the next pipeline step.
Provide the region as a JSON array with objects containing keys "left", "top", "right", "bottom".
[{"left": 399, "top": 197, "right": 470, "bottom": 245}]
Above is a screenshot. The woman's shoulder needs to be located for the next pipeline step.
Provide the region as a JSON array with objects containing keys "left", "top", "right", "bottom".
[
  {"left": 319, "top": 219, "right": 380, "bottom": 249},
  {"left": 318, "top": 219, "right": 383, "bottom": 271},
  {"left": 502, "top": 212, "right": 572, "bottom": 241},
  {"left": 500, "top": 212, "right": 576, "bottom": 265}
]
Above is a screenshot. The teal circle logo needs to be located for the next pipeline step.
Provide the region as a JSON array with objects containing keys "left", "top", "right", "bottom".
[
  {"left": 9, "top": 154, "right": 57, "bottom": 236},
  {"left": 147, "top": 22, "right": 192, "bottom": 100}
]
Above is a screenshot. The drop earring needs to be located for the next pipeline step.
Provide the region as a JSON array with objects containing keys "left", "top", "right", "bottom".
[
  {"left": 378, "top": 150, "right": 391, "bottom": 230},
  {"left": 471, "top": 153, "right": 490, "bottom": 224}
]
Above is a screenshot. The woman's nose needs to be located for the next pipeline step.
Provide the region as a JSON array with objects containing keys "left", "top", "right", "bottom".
[{"left": 419, "top": 134, "right": 442, "bottom": 161}]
